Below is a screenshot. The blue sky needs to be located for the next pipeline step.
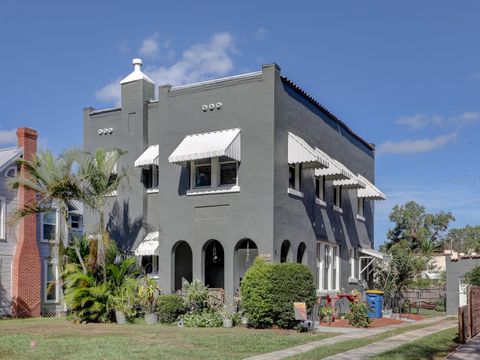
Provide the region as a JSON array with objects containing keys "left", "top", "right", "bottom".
[{"left": 1, "top": 1, "right": 479, "bottom": 247}]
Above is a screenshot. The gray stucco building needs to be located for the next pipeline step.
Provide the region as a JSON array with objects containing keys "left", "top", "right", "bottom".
[
  {"left": 83, "top": 59, "right": 386, "bottom": 298},
  {"left": 446, "top": 255, "right": 480, "bottom": 314}
]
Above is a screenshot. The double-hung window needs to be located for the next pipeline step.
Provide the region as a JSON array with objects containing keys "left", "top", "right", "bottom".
[
  {"left": 143, "top": 165, "right": 159, "bottom": 191},
  {"left": 219, "top": 156, "right": 238, "bottom": 186},
  {"left": 357, "top": 197, "right": 365, "bottom": 217},
  {"left": 288, "top": 164, "right": 302, "bottom": 196},
  {"left": 193, "top": 159, "right": 212, "bottom": 187},
  {"left": 44, "top": 261, "right": 59, "bottom": 303},
  {"left": 0, "top": 197, "right": 5, "bottom": 240},
  {"left": 42, "top": 211, "right": 57, "bottom": 242},
  {"left": 333, "top": 185, "right": 342, "bottom": 210},
  {"left": 315, "top": 175, "right": 325, "bottom": 201}
]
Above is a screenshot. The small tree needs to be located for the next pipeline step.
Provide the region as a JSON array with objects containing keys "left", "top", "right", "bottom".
[{"left": 465, "top": 266, "right": 480, "bottom": 287}]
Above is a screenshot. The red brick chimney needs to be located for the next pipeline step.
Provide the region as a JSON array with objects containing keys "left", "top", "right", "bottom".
[{"left": 11, "top": 127, "right": 41, "bottom": 317}]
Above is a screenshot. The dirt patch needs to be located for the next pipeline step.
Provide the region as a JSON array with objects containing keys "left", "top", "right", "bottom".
[
  {"left": 398, "top": 313, "right": 425, "bottom": 321},
  {"left": 320, "top": 317, "right": 406, "bottom": 328}
]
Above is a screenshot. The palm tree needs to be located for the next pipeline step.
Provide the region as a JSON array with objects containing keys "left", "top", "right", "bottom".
[
  {"left": 8, "top": 149, "right": 89, "bottom": 273},
  {"left": 77, "top": 148, "right": 128, "bottom": 281}
]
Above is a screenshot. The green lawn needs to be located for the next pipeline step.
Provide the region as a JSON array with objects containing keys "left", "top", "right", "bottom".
[
  {"left": 0, "top": 317, "right": 336, "bottom": 360},
  {"left": 289, "top": 322, "right": 442, "bottom": 360},
  {"left": 371, "top": 327, "right": 459, "bottom": 360}
]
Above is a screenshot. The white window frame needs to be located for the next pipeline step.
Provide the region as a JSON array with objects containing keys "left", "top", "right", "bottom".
[
  {"left": 287, "top": 163, "right": 303, "bottom": 198},
  {"left": 0, "top": 197, "right": 6, "bottom": 240},
  {"left": 69, "top": 213, "right": 83, "bottom": 234},
  {"left": 317, "top": 241, "right": 340, "bottom": 292},
  {"left": 44, "top": 260, "right": 60, "bottom": 303},
  {"left": 144, "top": 164, "right": 159, "bottom": 193},
  {"left": 333, "top": 186, "right": 343, "bottom": 213},
  {"left": 41, "top": 210, "right": 59, "bottom": 243},
  {"left": 188, "top": 157, "right": 240, "bottom": 195}
]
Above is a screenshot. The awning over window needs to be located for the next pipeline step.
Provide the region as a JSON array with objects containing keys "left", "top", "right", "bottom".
[
  {"left": 359, "top": 247, "right": 389, "bottom": 261},
  {"left": 314, "top": 148, "right": 351, "bottom": 180},
  {"left": 168, "top": 128, "right": 241, "bottom": 164},
  {"left": 333, "top": 171, "right": 366, "bottom": 189},
  {"left": 134, "top": 232, "right": 159, "bottom": 256},
  {"left": 288, "top": 132, "right": 328, "bottom": 169},
  {"left": 357, "top": 174, "right": 386, "bottom": 201},
  {"left": 135, "top": 145, "right": 159, "bottom": 167}
]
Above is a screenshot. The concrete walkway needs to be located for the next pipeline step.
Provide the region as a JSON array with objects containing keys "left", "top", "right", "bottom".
[
  {"left": 323, "top": 320, "right": 456, "bottom": 360},
  {"left": 245, "top": 317, "right": 449, "bottom": 360},
  {"left": 446, "top": 334, "right": 480, "bottom": 360}
]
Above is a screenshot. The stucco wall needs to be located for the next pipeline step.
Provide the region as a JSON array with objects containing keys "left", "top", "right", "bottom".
[
  {"left": 274, "top": 75, "right": 375, "bottom": 292},
  {"left": 446, "top": 257, "right": 480, "bottom": 314}
]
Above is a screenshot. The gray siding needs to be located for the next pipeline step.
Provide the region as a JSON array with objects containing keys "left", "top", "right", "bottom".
[{"left": 446, "top": 257, "right": 480, "bottom": 314}]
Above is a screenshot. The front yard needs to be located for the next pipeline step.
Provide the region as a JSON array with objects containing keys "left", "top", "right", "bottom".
[{"left": 0, "top": 317, "right": 335, "bottom": 360}]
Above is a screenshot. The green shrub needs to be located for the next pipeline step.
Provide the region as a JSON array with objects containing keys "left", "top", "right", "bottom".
[
  {"left": 240, "top": 259, "right": 274, "bottom": 328},
  {"left": 182, "top": 310, "right": 223, "bottom": 328},
  {"left": 240, "top": 259, "right": 317, "bottom": 329},
  {"left": 347, "top": 301, "right": 371, "bottom": 327},
  {"left": 183, "top": 279, "right": 210, "bottom": 312},
  {"left": 465, "top": 265, "right": 480, "bottom": 287},
  {"left": 157, "top": 294, "right": 186, "bottom": 323}
]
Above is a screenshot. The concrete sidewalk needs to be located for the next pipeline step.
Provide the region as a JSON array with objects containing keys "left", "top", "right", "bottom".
[
  {"left": 447, "top": 334, "right": 480, "bottom": 360},
  {"left": 245, "top": 316, "right": 449, "bottom": 360},
  {"left": 323, "top": 320, "right": 456, "bottom": 360}
]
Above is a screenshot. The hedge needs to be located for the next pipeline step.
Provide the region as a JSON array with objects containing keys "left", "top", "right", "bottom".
[
  {"left": 241, "top": 259, "right": 316, "bottom": 329},
  {"left": 156, "top": 294, "right": 186, "bottom": 323}
]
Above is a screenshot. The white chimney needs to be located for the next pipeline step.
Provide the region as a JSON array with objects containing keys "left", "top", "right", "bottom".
[{"left": 120, "top": 58, "right": 154, "bottom": 85}]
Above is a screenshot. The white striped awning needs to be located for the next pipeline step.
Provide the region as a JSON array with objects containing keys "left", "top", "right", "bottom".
[
  {"left": 168, "top": 128, "right": 241, "bottom": 164},
  {"left": 314, "top": 148, "right": 351, "bottom": 180},
  {"left": 333, "top": 172, "right": 366, "bottom": 189},
  {"left": 135, "top": 145, "right": 159, "bottom": 167},
  {"left": 134, "top": 232, "right": 159, "bottom": 256},
  {"left": 357, "top": 174, "right": 386, "bottom": 200},
  {"left": 360, "top": 247, "right": 389, "bottom": 261},
  {"left": 288, "top": 132, "right": 328, "bottom": 169}
]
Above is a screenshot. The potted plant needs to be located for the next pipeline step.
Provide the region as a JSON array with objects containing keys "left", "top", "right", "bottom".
[
  {"left": 109, "top": 278, "right": 138, "bottom": 325},
  {"left": 320, "top": 305, "right": 335, "bottom": 325},
  {"left": 219, "top": 303, "right": 235, "bottom": 328},
  {"left": 138, "top": 276, "right": 161, "bottom": 325}
]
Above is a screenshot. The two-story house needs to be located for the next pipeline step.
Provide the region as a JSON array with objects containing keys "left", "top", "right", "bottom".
[
  {"left": 83, "top": 59, "right": 386, "bottom": 298},
  {"left": 0, "top": 128, "right": 83, "bottom": 317}
]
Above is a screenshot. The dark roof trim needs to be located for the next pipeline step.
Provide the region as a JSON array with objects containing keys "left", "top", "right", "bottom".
[
  {"left": 89, "top": 107, "right": 121, "bottom": 116},
  {"left": 281, "top": 76, "right": 375, "bottom": 151}
]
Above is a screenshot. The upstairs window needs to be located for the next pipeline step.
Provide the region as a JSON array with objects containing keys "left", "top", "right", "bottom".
[
  {"left": 69, "top": 214, "right": 82, "bottom": 234},
  {"left": 4, "top": 166, "right": 17, "bottom": 178},
  {"left": 315, "top": 175, "right": 325, "bottom": 201},
  {"left": 219, "top": 156, "right": 238, "bottom": 186},
  {"left": 194, "top": 159, "right": 212, "bottom": 187},
  {"left": 42, "top": 211, "right": 57, "bottom": 242},
  {"left": 333, "top": 186, "right": 342, "bottom": 208},
  {"left": 358, "top": 197, "right": 365, "bottom": 217},
  {"left": 288, "top": 164, "right": 301, "bottom": 191},
  {"left": 143, "top": 165, "right": 159, "bottom": 191}
]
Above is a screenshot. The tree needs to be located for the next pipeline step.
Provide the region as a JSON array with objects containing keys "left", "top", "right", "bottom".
[
  {"left": 443, "top": 225, "right": 480, "bottom": 253},
  {"left": 465, "top": 266, "right": 480, "bottom": 287},
  {"left": 384, "top": 201, "right": 455, "bottom": 254},
  {"left": 8, "top": 150, "right": 89, "bottom": 273}
]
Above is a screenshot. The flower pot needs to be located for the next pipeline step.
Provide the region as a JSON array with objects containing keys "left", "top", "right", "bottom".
[
  {"left": 223, "top": 319, "right": 233, "bottom": 328},
  {"left": 145, "top": 312, "right": 158, "bottom": 325},
  {"left": 115, "top": 310, "right": 127, "bottom": 325}
]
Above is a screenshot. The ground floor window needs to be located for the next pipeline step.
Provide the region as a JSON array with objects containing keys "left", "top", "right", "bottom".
[
  {"left": 141, "top": 255, "right": 159, "bottom": 274},
  {"left": 0, "top": 197, "right": 5, "bottom": 240},
  {"left": 44, "top": 261, "right": 59, "bottom": 303},
  {"left": 316, "top": 242, "right": 340, "bottom": 291},
  {"left": 349, "top": 248, "right": 356, "bottom": 279}
]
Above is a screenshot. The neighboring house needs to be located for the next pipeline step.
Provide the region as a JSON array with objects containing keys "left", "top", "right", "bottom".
[
  {"left": 83, "top": 59, "right": 386, "bottom": 297},
  {"left": 0, "top": 128, "right": 83, "bottom": 317},
  {"left": 446, "top": 252, "right": 480, "bottom": 314}
]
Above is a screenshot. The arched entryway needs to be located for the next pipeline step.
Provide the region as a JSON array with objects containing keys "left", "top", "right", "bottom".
[
  {"left": 234, "top": 239, "right": 258, "bottom": 293},
  {"left": 297, "top": 242, "right": 308, "bottom": 265},
  {"left": 172, "top": 241, "right": 193, "bottom": 291},
  {"left": 203, "top": 240, "right": 224, "bottom": 289},
  {"left": 280, "top": 240, "right": 292, "bottom": 263}
]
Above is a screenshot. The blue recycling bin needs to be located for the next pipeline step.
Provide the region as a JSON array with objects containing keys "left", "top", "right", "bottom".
[{"left": 366, "top": 290, "right": 384, "bottom": 318}]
